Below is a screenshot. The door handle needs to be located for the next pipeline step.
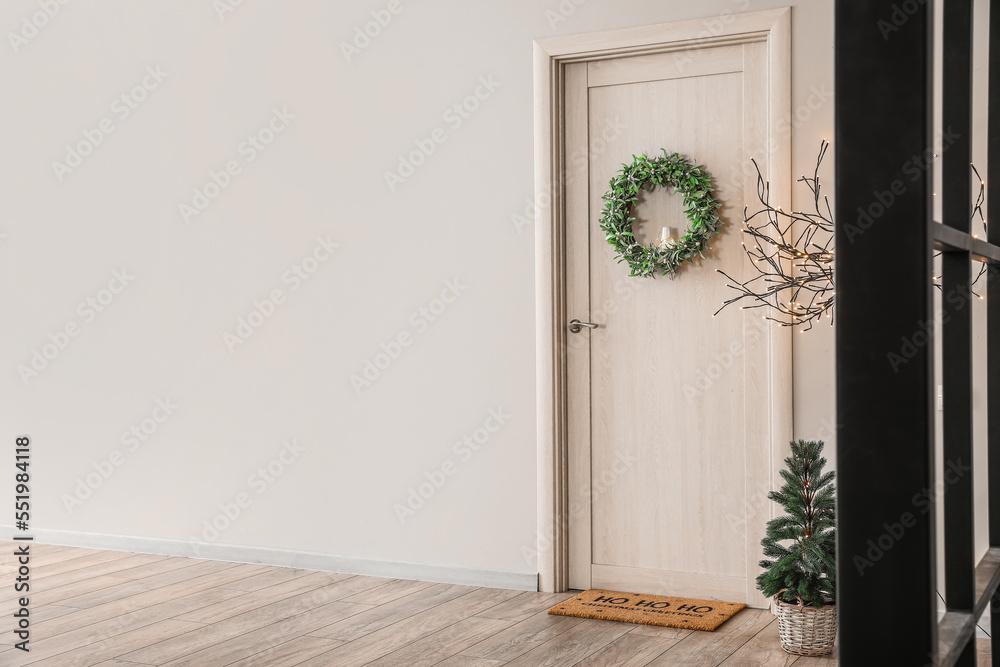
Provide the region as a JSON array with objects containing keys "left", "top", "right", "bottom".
[{"left": 568, "top": 319, "right": 600, "bottom": 334}]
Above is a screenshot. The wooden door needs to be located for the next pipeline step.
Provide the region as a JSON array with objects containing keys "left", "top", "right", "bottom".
[{"left": 563, "top": 40, "right": 790, "bottom": 608}]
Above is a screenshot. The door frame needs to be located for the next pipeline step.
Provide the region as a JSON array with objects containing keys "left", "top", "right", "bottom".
[{"left": 533, "top": 8, "right": 793, "bottom": 594}]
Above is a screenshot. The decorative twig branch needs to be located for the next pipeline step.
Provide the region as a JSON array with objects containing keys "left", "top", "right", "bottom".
[
  {"left": 932, "top": 164, "right": 988, "bottom": 297},
  {"left": 714, "top": 142, "right": 988, "bottom": 329},
  {"left": 713, "top": 140, "right": 835, "bottom": 331}
]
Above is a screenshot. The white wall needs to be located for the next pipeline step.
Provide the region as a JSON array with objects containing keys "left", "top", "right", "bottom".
[{"left": 0, "top": 0, "right": 835, "bottom": 585}]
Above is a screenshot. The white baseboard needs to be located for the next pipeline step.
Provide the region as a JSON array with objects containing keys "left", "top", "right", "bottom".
[{"left": 2, "top": 527, "right": 538, "bottom": 592}]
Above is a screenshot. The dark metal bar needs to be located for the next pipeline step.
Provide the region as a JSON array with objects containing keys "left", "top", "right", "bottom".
[
  {"left": 943, "top": 569, "right": 1000, "bottom": 667},
  {"left": 942, "top": 0, "right": 974, "bottom": 235},
  {"left": 941, "top": 241, "right": 976, "bottom": 662},
  {"left": 835, "top": 1, "right": 936, "bottom": 663},
  {"left": 932, "top": 222, "right": 1000, "bottom": 263},
  {"left": 941, "top": 12, "right": 976, "bottom": 666},
  {"left": 994, "top": 590, "right": 1000, "bottom": 667},
  {"left": 988, "top": 2, "right": 1000, "bottom": 663},
  {"left": 941, "top": 548, "right": 1000, "bottom": 666},
  {"left": 957, "top": 640, "right": 978, "bottom": 666},
  {"left": 974, "top": 548, "right": 1000, "bottom": 614},
  {"left": 939, "top": 611, "right": 978, "bottom": 665},
  {"left": 991, "top": 264, "right": 1000, "bottom": 662}
]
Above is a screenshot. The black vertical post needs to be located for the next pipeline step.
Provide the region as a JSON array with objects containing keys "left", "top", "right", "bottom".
[
  {"left": 989, "top": 2, "right": 1000, "bottom": 662},
  {"left": 835, "top": 1, "right": 936, "bottom": 664},
  {"left": 941, "top": 2, "right": 977, "bottom": 663}
]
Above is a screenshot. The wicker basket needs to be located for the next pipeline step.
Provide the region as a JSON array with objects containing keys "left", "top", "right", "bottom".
[{"left": 774, "top": 597, "right": 837, "bottom": 656}]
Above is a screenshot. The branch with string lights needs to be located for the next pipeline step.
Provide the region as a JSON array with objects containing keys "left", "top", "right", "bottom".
[
  {"left": 932, "top": 164, "right": 988, "bottom": 298},
  {"left": 714, "top": 141, "right": 989, "bottom": 329},
  {"left": 713, "top": 140, "right": 835, "bottom": 331}
]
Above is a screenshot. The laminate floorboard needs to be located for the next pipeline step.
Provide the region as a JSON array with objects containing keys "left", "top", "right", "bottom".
[{"left": 8, "top": 541, "right": 945, "bottom": 666}]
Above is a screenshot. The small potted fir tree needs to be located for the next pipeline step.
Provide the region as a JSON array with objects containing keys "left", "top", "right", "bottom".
[{"left": 757, "top": 439, "right": 837, "bottom": 656}]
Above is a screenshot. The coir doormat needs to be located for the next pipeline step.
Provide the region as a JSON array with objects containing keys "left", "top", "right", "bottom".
[{"left": 548, "top": 589, "right": 745, "bottom": 631}]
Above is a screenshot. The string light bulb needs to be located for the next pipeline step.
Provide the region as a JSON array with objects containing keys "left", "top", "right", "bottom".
[
  {"left": 932, "top": 163, "right": 989, "bottom": 297},
  {"left": 714, "top": 140, "right": 834, "bottom": 331}
]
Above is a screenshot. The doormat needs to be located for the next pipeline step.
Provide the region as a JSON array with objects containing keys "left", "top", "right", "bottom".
[{"left": 548, "top": 589, "right": 746, "bottom": 631}]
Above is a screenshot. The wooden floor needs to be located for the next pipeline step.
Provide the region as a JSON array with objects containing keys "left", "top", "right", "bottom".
[{"left": 0, "top": 542, "right": 989, "bottom": 666}]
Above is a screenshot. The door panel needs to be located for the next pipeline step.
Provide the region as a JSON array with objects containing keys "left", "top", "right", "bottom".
[
  {"left": 565, "top": 41, "right": 781, "bottom": 607},
  {"left": 586, "top": 44, "right": 745, "bottom": 88}
]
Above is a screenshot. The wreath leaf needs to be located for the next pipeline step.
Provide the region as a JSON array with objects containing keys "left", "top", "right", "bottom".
[{"left": 599, "top": 151, "right": 724, "bottom": 278}]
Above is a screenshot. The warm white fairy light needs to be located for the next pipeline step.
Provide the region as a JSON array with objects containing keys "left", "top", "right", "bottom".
[
  {"left": 714, "top": 140, "right": 835, "bottom": 331},
  {"left": 932, "top": 163, "right": 990, "bottom": 297}
]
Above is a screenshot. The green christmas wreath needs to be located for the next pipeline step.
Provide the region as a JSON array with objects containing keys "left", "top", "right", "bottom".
[{"left": 599, "top": 150, "right": 724, "bottom": 278}]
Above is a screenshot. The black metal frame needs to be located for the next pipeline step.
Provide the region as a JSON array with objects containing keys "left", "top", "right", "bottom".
[{"left": 836, "top": 1, "right": 1000, "bottom": 665}]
